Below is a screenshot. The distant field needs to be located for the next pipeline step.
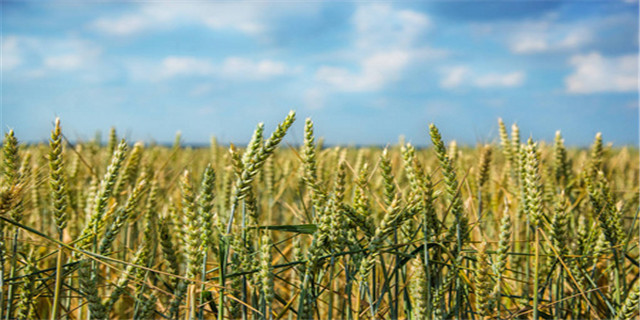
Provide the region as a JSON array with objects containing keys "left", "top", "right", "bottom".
[{"left": 0, "top": 112, "right": 638, "bottom": 320}]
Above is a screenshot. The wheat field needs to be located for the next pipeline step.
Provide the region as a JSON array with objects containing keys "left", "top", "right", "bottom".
[{"left": 0, "top": 112, "right": 638, "bottom": 319}]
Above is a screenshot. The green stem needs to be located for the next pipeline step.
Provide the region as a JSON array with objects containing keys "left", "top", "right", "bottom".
[
  {"left": 218, "top": 199, "right": 238, "bottom": 320},
  {"left": 50, "top": 233, "right": 65, "bottom": 320},
  {"left": 63, "top": 258, "right": 73, "bottom": 320},
  {"left": 496, "top": 274, "right": 502, "bottom": 320},
  {"left": 298, "top": 270, "right": 311, "bottom": 319},
  {"left": 218, "top": 236, "right": 228, "bottom": 320},
  {"left": 555, "top": 268, "right": 562, "bottom": 320},
  {"left": 613, "top": 249, "right": 622, "bottom": 308},
  {"left": 393, "top": 231, "right": 399, "bottom": 320},
  {"left": 4, "top": 229, "right": 20, "bottom": 320},
  {"left": 198, "top": 251, "right": 208, "bottom": 320},
  {"left": 0, "top": 230, "right": 5, "bottom": 320},
  {"left": 455, "top": 224, "right": 463, "bottom": 320},
  {"left": 525, "top": 215, "right": 531, "bottom": 301},
  {"left": 242, "top": 274, "right": 248, "bottom": 320},
  {"left": 188, "top": 283, "right": 196, "bottom": 320},
  {"left": 345, "top": 263, "right": 353, "bottom": 320},
  {"left": 328, "top": 252, "right": 335, "bottom": 320},
  {"left": 533, "top": 226, "right": 540, "bottom": 320}
]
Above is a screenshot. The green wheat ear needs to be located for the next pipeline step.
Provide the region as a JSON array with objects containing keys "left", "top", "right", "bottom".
[
  {"left": 228, "top": 110, "right": 295, "bottom": 229},
  {"left": 380, "top": 147, "right": 397, "bottom": 208},
  {"left": 79, "top": 259, "right": 107, "bottom": 320},
  {"left": 115, "top": 141, "right": 144, "bottom": 195},
  {"left": 259, "top": 232, "right": 275, "bottom": 305},
  {"left": 1, "top": 129, "right": 24, "bottom": 223},
  {"left": 107, "top": 126, "right": 117, "bottom": 155},
  {"left": 3, "top": 129, "right": 21, "bottom": 185},
  {"left": 368, "top": 196, "right": 409, "bottom": 254},
  {"left": 550, "top": 192, "right": 569, "bottom": 256},
  {"left": 590, "top": 132, "right": 603, "bottom": 173},
  {"left": 49, "top": 119, "right": 70, "bottom": 320},
  {"left": 333, "top": 159, "right": 346, "bottom": 203},
  {"left": 242, "top": 122, "right": 264, "bottom": 167},
  {"left": 302, "top": 117, "right": 326, "bottom": 208},
  {"left": 475, "top": 242, "right": 492, "bottom": 319},
  {"left": 401, "top": 143, "right": 418, "bottom": 194},
  {"left": 49, "top": 118, "right": 69, "bottom": 233},
  {"left": 181, "top": 169, "right": 201, "bottom": 279},
  {"left": 15, "top": 249, "right": 37, "bottom": 320},
  {"left": 98, "top": 174, "right": 148, "bottom": 255},
  {"left": 493, "top": 208, "right": 511, "bottom": 317},
  {"left": 429, "top": 123, "right": 467, "bottom": 247},
  {"left": 104, "top": 246, "right": 145, "bottom": 312},
  {"left": 618, "top": 284, "right": 640, "bottom": 320},
  {"left": 553, "top": 131, "right": 571, "bottom": 186},
  {"left": 197, "top": 164, "right": 216, "bottom": 250},
  {"left": 498, "top": 118, "right": 513, "bottom": 165},
  {"left": 76, "top": 140, "right": 128, "bottom": 252},
  {"left": 495, "top": 210, "right": 512, "bottom": 275},
  {"left": 228, "top": 143, "right": 243, "bottom": 178},
  {"left": 449, "top": 140, "right": 459, "bottom": 164},
  {"left": 410, "top": 256, "right": 428, "bottom": 320},
  {"left": 510, "top": 123, "right": 521, "bottom": 156},
  {"left": 159, "top": 215, "right": 180, "bottom": 278},
  {"left": 477, "top": 144, "right": 492, "bottom": 189},
  {"left": 523, "top": 139, "right": 543, "bottom": 227}
]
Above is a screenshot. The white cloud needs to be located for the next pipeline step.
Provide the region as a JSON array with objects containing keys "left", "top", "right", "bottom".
[
  {"left": 47, "top": 39, "right": 102, "bottom": 72},
  {"left": 316, "top": 5, "right": 434, "bottom": 92},
  {"left": 160, "top": 56, "right": 215, "bottom": 78},
  {"left": 511, "top": 35, "right": 549, "bottom": 53},
  {"left": 507, "top": 18, "right": 594, "bottom": 54},
  {"left": 190, "top": 83, "right": 214, "bottom": 97},
  {"left": 440, "top": 66, "right": 470, "bottom": 89},
  {"left": 221, "top": 57, "right": 296, "bottom": 79},
  {"left": 303, "top": 88, "right": 325, "bottom": 110},
  {"left": 565, "top": 52, "right": 637, "bottom": 94},
  {"left": 440, "top": 67, "right": 525, "bottom": 89},
  {"left": 424, "top": 100, "right": 461, "bottom": 117},
  {"left": 90, "top": 3, "right": 266, "bottom": 37},
  {"left": 2, "top": 36, "right": 22, "bottom": 70},
  {"left": 511, "top": 29, "right": 591, "bottom": 54},
  {"left": 91, "top": 15, "right": 149, "bottom": 36},
  {"left": 197, "top": 106, "right": 218, "bottom": 116},
  {"left": 353, "top": 4, "right": 430, "bottom": 50},
  {"left": 475, "top": 71, "right": 525, "bottom": 88},
  {"left": 559, "top": 30, "right": 591, "bottom": 49},
  {"left": 316, "top": 50, "right": 411, "bottom": 92},
  {"left": 1, "top": 35, "right": 101, "bottom": 76},
  {"left": 157, "top": 56, "right": 297, "bottom": 81},
  {"left": 44, "top": 54, "right": 85, "bottom": 71}
]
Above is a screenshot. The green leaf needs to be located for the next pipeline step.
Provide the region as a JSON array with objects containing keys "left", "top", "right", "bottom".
[{"left": 255, "top": 224, "right": 317, "bottom": 234}]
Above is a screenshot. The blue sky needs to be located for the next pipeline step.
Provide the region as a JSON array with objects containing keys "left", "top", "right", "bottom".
[{"left": 1, "top": 1, "right": 638, "bottom": 146}]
